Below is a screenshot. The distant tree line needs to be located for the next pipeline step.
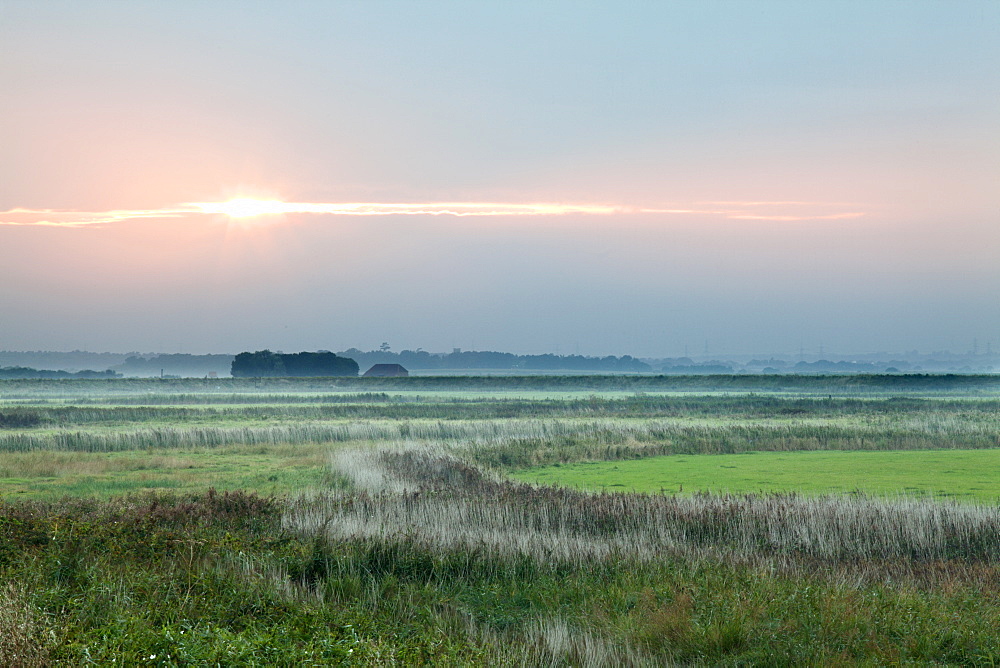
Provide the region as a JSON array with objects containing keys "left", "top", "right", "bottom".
[
  {"left": 790, "top": 360, "right": 907, "bottom": 373},
  {"left": 659, "top": 363, "right": 735, "bottom": 374},
  {"left": 0, "top": 366, "right": 121, "bottom": 379},
  {"left": 0, "top": 350, "right": 131, "bottom": 370},
  {"left": 231, "top": 350, "right": 359, "bottom": 377},
  {"left": 115, "top": 354, "right": 234, "bottom": 377},
  {"left": 337, "top": 348, "right": 652, "bottom": 372}
]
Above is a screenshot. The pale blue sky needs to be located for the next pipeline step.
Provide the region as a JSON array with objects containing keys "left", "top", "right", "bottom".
[{"left": 1, "top": 1, "right": 997, "bottom": 356}]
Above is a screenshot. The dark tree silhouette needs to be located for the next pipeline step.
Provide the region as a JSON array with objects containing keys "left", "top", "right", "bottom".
[{"left": 231, "top": 350, "right": 358, "bottom": 377}]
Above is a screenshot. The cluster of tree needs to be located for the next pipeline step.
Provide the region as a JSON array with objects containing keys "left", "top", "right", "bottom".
[
  {"left": 338, "top": 348, "right": 652, "bottom": 372},
  {"left": 231, "top": 350, "right": 359, "bottom": 377},
  {"left": 0, "top": 366, "right": 120, "bottom": 379}
]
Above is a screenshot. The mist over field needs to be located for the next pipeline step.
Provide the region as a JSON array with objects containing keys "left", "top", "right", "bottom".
[{"left": 2, "top": 345, "right": 998, "bottom": 378}]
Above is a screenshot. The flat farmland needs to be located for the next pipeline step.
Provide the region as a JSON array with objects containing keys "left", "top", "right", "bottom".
[{"left": 4, "top": 375, "right": 1000, "bottom": 665}]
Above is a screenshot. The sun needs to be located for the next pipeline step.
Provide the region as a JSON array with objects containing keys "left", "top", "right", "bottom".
[
  {"left": 209, "top": 198, "right": 290, "bottom": 218},
  {"left": 187, "top": 197, "right": 292, "bottom": 219}
]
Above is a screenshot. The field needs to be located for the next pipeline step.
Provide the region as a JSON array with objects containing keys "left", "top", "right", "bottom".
[
  {"left": 2, "top": 375, "right": 1000, "bottom": 665},
  {"left": 514, "top": 448, "right": 1000, "bottom": 500}
]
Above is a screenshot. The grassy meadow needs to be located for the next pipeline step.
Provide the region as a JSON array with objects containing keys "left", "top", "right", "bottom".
[
  {"left": 514, "top": 448, "right": 1000, "bottom": 500},
  {"left": 2, "top": 375, "right": 1000, "bottom": 665}
]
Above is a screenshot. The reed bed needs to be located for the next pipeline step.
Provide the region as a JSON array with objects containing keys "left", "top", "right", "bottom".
[
  {"left": 4, "top": 415, "right": 998, "bottom": 456},
  {"left": 286, "top": 444, "right": 1000, "bottom": 572},
  {"left": 8, "top": 394, "right": 1000, "bottom": 422},
  {"left": 3, "top": 374, "right": 1000, "bottom": 411},
  {"left": 63, "top": 392, "right": 401, "bottom": 405}
]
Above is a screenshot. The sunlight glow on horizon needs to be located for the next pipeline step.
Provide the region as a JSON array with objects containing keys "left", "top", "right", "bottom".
[
  {"left": 0, "top": 198, "right": 867, "bottom": 228},
  {"left": 195, "top": 198, "right": 293, "bottom": 218}
]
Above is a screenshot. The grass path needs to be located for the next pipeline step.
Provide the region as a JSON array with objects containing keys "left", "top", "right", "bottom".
[{"left": 513, "top": 448, "right": 1000, "bottom": 501}]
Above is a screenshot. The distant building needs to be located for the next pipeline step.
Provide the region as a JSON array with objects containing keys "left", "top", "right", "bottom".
[{"left": 363, "top": 363, "right": 409, "bottom": 377}]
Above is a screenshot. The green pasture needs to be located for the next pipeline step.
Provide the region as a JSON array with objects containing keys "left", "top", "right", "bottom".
[{"left": 514, "top": 448, "right": 1000, "bottom": 501}]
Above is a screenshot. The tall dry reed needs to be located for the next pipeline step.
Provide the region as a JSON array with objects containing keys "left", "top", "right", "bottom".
[{"left": 285, "top": 444, "right": 1000, "bottom": 573}]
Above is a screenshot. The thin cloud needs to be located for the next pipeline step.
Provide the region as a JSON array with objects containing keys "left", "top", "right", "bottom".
[
  {"left": 728, "top": 213, "right": 866, "bottom": 221},
  {"left": 701, "top": 200, "right": 859, "bottom": 207},
  {"left": 0, "top": 200, "right": 867, "bottom": 227},
  {"left": 0, "top": 207, "right": 193, "bottom": 228},
  {"left": 187, "top": 200, "right": 626, "bottom": 217}
]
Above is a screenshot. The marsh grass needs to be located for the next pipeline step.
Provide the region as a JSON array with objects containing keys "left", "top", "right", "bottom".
[
  {"left": 293, "top": 444, "right": 1000, "bottom": 567},
  {"left": 0, "top": 581, "right": 52, "bottom": 668},
  {"left": 273, "top": 444, "right": 1000, "bottom": 663},
  {"left": 0, "top": 446, "right": 330, "bottom": 500},
  {"left": 9, "top": 394, "right": 1000, "bottom": 426},
  {"left": 4, "top": 413, "right": 1000, "bottom": 455},
  {"left": 5, "top": 468, "right": 1000, "bottom": 663},
  {"left": 3, "top": 372, "right": 999, "bottom": 396},
  {"left": 0, "top": 451, "right": 201, "bottom": 478},
  {"left": 0, "top": 408, "right": 44, "bottom": 429},
  {"left": 5, "top": 377, "right": 1000, "bottom": 663}
]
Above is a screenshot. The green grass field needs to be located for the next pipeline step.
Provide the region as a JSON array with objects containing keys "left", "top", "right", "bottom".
[
  {"left": 4, "top": 376, "right": 1000, "bottom": 665},
  {"left": 0, "top": 444, "right": 331, "bottom": 501},
  {"left": 513, "top": 448, "right": 1000, "bottom": 501}
]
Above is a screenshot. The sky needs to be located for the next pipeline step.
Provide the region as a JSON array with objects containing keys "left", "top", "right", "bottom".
[{"left": 1, "top": 0, "right": 998, "bottom": 357}]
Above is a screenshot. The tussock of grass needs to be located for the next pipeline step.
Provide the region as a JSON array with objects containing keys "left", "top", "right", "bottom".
[{"left": 0, "top": 582, "right": 52, "bottom": 668}]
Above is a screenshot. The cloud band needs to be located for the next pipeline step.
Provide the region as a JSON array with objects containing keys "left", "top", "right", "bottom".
[{"left": 0, "top": 200, "right": 865, "bottom": 228}]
